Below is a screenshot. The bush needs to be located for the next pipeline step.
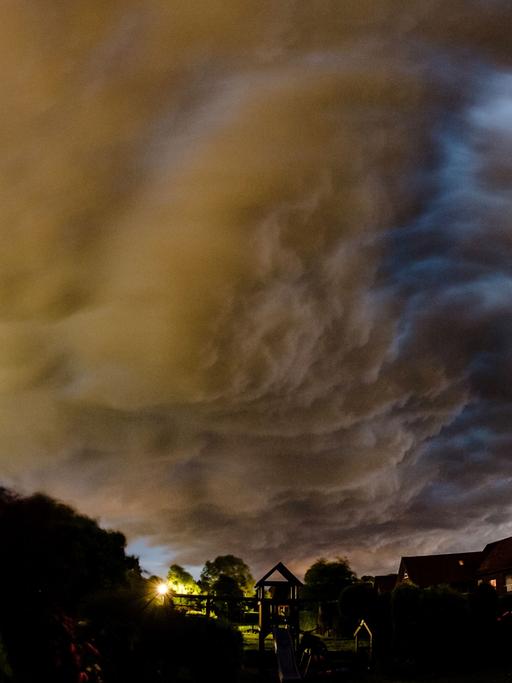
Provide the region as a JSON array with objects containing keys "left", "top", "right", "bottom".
[
  {"left": 84, "top": 587, "right": 242, "bottom": 683},
  {"left": 391, "top": 583, "right": 473, "bottom": 672},
  {"left": 418, "top": 585, "right": 469, "bottom": 668},
  {"left": 391, "top": 582, "right": 422, "bottom": 664},
  {"left": 339, "top": 582, "right": 379, "bottom": 634}
]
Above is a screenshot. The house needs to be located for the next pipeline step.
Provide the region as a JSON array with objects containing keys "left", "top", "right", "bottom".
[
  {"left": 478, "top": 535, "right": 512, "bottom": 594},
  {"left": 397, "top": 551, "right": 483, "bottom": 593},
  {"left": 395, "top": 535, "right": 512, "bottom": 596}
]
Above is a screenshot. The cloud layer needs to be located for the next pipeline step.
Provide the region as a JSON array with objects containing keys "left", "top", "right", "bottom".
[{"left": 2, "top": 0, "right": 512, "bottom": 577}]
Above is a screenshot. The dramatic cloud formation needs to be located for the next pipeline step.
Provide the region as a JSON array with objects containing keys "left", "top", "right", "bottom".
[{"left": 2, "top": 0, "right": 512, "bottom": 578}]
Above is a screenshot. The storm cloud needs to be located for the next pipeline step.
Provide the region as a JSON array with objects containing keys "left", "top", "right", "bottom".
[{"left": 2, "top": 0, "right": 512, "bottom": 578}]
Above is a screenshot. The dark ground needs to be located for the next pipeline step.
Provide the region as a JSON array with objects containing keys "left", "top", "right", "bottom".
[{"left": 238, "top": 631, "right": 512, "bottom": 683}]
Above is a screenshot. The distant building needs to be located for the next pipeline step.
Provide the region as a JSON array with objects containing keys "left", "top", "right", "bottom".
[
  {"left": 397, "top": 551, "right": 482, "bottom": 593},
  {"left": 478, "top": 536, "right": 512, "bottom": 594},
  {"left": 395, "top": 535, "right": 512, "bottom": 596}
]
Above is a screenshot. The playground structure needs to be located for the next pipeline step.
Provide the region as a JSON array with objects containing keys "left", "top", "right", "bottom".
[
  {"left": 157, "top": 562, "right": 360, "bottom": 680},
  {"left": 255, "top": 563, "right": 303, "bottom": 682}
]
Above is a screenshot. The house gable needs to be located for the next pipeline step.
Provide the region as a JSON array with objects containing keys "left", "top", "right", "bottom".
[
  {"left": 478, "top": 536, "right": 512, "bottom": 594},
  {"left": 398, "top": 551, "right": 483, "bottom": 589}
]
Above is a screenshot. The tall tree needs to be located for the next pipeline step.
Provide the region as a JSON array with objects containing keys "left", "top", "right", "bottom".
[
  {"left": 302, "top": 557, "right": 356, "bottom": 634},
  {"left": 303, "top": 557, "right": 356, "bottom": 601},
  {"left": 199, "top": 555, "right": 254, "bottom": 595},
  {"left": 0, "top": 487, "right": 137, "bottom": 682},
  {"left": 0, "top": 487, "right": 136, "bottom": 610}
]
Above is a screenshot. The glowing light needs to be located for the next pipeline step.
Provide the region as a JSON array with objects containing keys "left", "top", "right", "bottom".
[{"left": 156, "top": 582, "right": 169, "bottom": 596}]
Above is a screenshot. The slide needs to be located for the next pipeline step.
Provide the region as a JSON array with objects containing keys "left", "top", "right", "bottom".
[{"left": 272, "top": 627, "right": 302, "bottom": 682}]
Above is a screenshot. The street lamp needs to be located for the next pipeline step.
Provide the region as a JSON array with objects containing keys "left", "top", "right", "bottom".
[
  {"left": 156, "top": 583, "right": 169, "bottom": 597},
  {"left": 144, "top": 581, "right": 171, "bottom": 609}
]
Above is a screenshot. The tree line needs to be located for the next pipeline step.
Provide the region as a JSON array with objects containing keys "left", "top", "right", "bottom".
[
  {"left": 166, "top": 555, "right": 254, "bottom": 598},
  {"left": 166, "top": 554, "right": 356, "bottom": 600}
]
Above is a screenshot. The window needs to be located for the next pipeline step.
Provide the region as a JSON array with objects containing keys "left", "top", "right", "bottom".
[
  {"left": 506, "top": 575, "right": 512, "bottom": 593},
  {"left": 489, "top": 578, "right": 497, "bottom": 588},
  {"left": 458, "top": 560, "right": 464, "bottom": 566}
]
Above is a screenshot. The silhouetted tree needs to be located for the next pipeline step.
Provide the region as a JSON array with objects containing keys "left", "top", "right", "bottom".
[
  {"left": 0, "top": 487, "right": 136, "bottom": 682},
  {"left": 199, "top": 555, "right": 254, "bottom": 595},
  {"left": 303, "top": 557, "right": 356, "bottom": 601},
  {"left": 339, "top": 581, "right": 379, "bottom": 632},
  {"left": 303, "top": 557, "right": 356, "bottom": 633},
  {"left": 390, "top": 582, "right": 471, "bottom": 673},
  {"left": 418, "top": 585, "right": 469, "bottom": 669},
  {"left": 212, "top": 574, "right": 244, "bottom": 599},
  {"left": 0, "top": 488, "right": 135, "bottom": 610},
  {"left": 391, "top": 582, "right": 422, "bottom": 665},
  {"left": 211, "top": 575, "right": 244, "bottom": 622}
]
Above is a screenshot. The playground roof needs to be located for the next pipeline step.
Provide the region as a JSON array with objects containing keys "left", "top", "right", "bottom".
[{"left": 255, "top": 562, "right": 303, "bottom": 587}]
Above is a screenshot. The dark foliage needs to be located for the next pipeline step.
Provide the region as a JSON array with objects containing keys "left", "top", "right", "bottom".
[
  {"left": 83, "top": 587, "right": 242, "bottom": 682},
  {"left": 302, "top": 557, "right": 356, "bottom": 634},
  {"left": 0, "top": 487, "right": 243, "bottom": 682},
  {"left": 210, "top": 574, "right": 244, "bottom": 621},
  {"left": 0, "top": 487, "right": 136, "bottom": 611},
  {"left": 199, "top": 554, "right": 254, "bottom": 595},
  {"left": 0, "top": 487, "right": 139, "bottom": 682},
  {"left": 390, "top": 582, "right": 422, "bottom": 667},
  {"left": 387, "top": 581, "right": 512, "bottom": 675},
  {"left": 417, "top": 585, "right": 469, "bottom": 668},
  {"left": 302, "top": 557, "right": 355, "bottom": 601},
  {"left": 339, "top": 581, "right": 379, "bottom": 632}
]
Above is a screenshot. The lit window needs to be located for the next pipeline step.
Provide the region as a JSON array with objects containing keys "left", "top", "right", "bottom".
[
  {"left": 403, "top": 571, "right": 409, "bottom": 580},
  {"left": 489, "top": 579, "right": 497, "bottom": 588},
  {"left": 458, "top": 560, "right": 464, "bottom": 566},
  {"left": 506, "top": 575, "right": 512, "bottom": 592}
]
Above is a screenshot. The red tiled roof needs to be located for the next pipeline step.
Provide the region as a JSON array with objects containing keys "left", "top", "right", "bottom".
[
  {"left": 479, "top": 536, "right": 512, "bottom": 575},
  {"left": 399, "top": 552, "right": 483, "bottom": 588}
]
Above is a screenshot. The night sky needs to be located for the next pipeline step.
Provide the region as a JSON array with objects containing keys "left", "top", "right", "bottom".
[{"left": 2, "top": 1, "right": 512, "bottom": 580}]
